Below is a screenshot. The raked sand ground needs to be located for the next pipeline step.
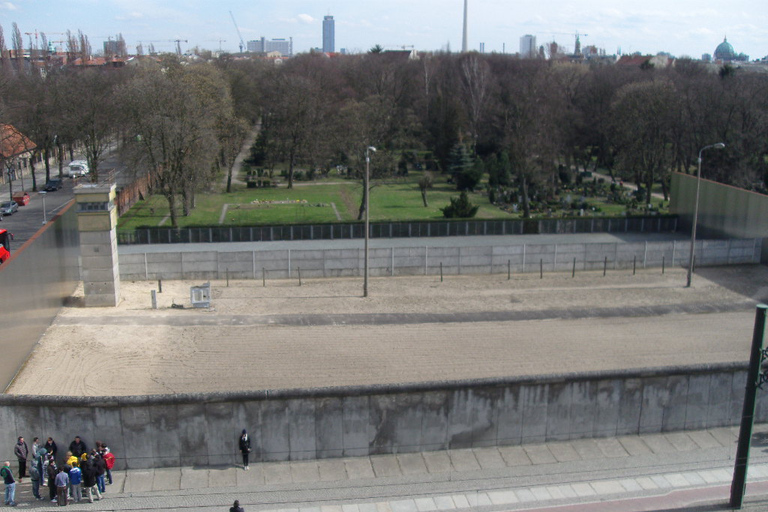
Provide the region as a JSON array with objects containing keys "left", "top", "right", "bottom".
[{"left": 7, "top": 265, "right": 768, "bottom": 396}]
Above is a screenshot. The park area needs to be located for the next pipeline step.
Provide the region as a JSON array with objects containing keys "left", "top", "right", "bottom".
[{"left": 116, "top": 166, "right": 668, "bottom": 232}]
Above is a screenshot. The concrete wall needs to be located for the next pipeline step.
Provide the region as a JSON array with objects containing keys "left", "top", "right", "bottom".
[
  {"left": 118, "top": 238, "right": 761, "bottom": 281},
  {"left": 0, "top": 204, "right": 80, "bottom": 391},
  {"left": 671, "top": 173, "right": 768, "bottom": 262},
  {"left": 0, "top": 364, "right": 758, "bottom": 469}
]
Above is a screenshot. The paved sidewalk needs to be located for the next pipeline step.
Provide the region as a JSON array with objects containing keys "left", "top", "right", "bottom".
[{"left": 10, "top": 426, "right": 768, "bottom": 511}]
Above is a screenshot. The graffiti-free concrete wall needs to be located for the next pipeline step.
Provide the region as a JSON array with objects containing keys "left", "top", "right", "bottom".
[
  {"left": 118, "top": 238, "right": 760, "bottom": 281},
  {"left": 0, "top": 364, "right": 757, "bottom": 469},
  {"left": 671, "top": 173, "right": 768, "bottom": 262}
]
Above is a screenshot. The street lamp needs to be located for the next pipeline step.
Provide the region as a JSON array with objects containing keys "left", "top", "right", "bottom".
[
  {"left": 364, "top": 146, "right": 376, "bottom": 298},
  {"left": 686, "top": 142, "right": 725, "bottom": 288},
  {"left": 40, "top": 191, "right": 47, "bottom": 224}
]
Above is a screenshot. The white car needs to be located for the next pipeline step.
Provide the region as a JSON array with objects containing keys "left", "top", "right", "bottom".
[{"left": 67, "top": 160, "right": 90, "bottom": 177}]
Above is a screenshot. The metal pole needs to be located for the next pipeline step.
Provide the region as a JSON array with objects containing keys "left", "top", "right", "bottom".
[
  {"left": 572, "top": 257, "right": 576, "bottom": 278},
  {"left": 364, "top": 146, "right": 375, "bottom": 297},
  {"left": 603, "top": 256, "right": 607, "bottom": 277},
  {"left": 688, "top": 143, "right": 725, "bottom": 288},
  {"left": 730, "top": 304, "right": 768, "bottom": 509},
  {"left": 508, "top": 260, "right": 511, "bottom": 280}
]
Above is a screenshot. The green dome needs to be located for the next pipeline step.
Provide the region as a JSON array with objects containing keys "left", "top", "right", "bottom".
[{"left": 714, "top": 37, "right": 736, "bottom": 60}]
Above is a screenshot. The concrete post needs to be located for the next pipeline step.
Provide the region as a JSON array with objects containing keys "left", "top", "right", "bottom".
[{"left": 75, "top": 183, "right": 120, "bottom": 307}]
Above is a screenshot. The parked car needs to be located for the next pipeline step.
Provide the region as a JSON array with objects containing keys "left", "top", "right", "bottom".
[
  {"left": 66, "top": 160, "right": 89, "bottom": 177},
  {"left": 0, "top": 201, "right": 19, "bottom": 215},
  {"left": 11, "top": 191, "right": 30, "bottom": 206},
  {"left": 44, "top": 179, "right": 63, "bottom": 191}
]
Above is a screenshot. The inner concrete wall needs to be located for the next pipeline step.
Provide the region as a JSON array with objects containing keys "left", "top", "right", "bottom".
[
  {"left": 118, "top": 238, "right": 760, "bottom": 281},
  {"left": 671, "top": 173, "right": 768, "bottom": 262},
  {"left": 0, "top": 364, "right": 758, "bottom": 469}
]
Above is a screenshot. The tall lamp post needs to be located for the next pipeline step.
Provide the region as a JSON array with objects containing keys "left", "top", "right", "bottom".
[
  {"left": 686, "top": 142, "right": 725, "bottom": 288},
  {"left": 364, "top": 146, "right": 376, "bottom": 298},
  {"left": 40, "top": 190, "right": 47, "bottom": 224}
]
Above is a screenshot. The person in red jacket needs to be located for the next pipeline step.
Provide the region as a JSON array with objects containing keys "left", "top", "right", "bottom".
[{"left": 101, "top": 447, "right": 115, "bottom": 485}]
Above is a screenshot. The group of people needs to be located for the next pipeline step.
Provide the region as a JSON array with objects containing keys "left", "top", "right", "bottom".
[{"left": 5, "top": 435, "right": 115, "bottom": 506}]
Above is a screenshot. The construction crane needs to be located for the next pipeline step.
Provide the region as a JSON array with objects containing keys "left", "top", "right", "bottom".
[
  {"left": 173, "top": 39, "right": 188, "bottom": 56},
  {"left": 230, "top": 11, "right": 246, "bottom": 53}
]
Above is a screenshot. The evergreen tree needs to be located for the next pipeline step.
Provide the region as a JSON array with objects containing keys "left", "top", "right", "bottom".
[{"left": 441, "top": 191, "right": 479, "bottom": 218}]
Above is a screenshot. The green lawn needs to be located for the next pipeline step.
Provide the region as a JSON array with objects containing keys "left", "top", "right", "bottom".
[{"left": 117, "top": 170, "right": 669, "bottom": 231}]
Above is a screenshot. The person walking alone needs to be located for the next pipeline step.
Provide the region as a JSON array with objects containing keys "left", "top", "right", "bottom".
[{"left": 238, "top": 430, "right": 251, "bottom": 470}]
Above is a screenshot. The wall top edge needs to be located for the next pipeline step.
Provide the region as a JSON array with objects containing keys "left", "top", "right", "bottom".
[{"left": 0, "top": 362, "right": 747, "bottom": 407}]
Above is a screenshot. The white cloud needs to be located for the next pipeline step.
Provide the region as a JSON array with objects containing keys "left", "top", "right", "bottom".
[
  {"left": 115, "top": 11, "right": 145, "bottom": 21},
  {"left": 297, "top": 14, "right": 314, "bottom": 24},
  {"left": 0, "top": 2, "right": 18, "bottom": 10}
]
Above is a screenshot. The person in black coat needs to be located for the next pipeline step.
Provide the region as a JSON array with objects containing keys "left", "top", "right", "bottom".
[
  {"left": 238, "top": 430, "right": 251, "bottom": 470},
  {"left": 80, "top": 458, "right": 101, "bottom": 503},
  {"left": 44, "top": 438, "right": 58, "bottom": 461},
  {"left": 69, "top": 437, "right": 87, "bottom": 459}
]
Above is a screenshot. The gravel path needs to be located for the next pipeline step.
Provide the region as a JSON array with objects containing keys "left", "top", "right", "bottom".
[{"left": 7, "top": 265, "right": 767, "bottom": 397}]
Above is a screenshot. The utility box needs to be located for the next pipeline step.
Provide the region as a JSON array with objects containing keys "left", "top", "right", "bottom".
[{"left": 190, "top": 282, "right": 211, "bottom": 308}]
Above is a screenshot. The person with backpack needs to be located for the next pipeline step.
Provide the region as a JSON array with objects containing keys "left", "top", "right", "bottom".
[
  {"left": 239, "top": 430, "right": 251, "bottom": 470},
  {"left": 80, "top": 456, "right": 101, "bottom": 503}
]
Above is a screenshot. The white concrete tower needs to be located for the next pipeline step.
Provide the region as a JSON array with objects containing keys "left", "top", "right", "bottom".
[{"left": 462, "top": 0, "right": 468, "bottom": 52}]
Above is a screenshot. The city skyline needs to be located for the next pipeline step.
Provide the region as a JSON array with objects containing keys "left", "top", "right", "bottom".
[{"left": 0, "top": 0, "right": 765, "bottom": 59}]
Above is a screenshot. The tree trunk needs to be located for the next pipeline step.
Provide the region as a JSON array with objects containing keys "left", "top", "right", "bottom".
[
  {"left": 421, "top": 188, "right": 428, "bottom": 207},
  {"left": 167, "top": 192, "right": 178, "bottom": 228},
  {"left": 43, "top": 146, "right": 51, "bottom": 182},
  {"left": 30, "top": 153, "right": 37, "bottom": 192},
  {"left": 357, "top": 185, "right": 367, "bottom": 221},
  {"left": 521, "top": 177, "right": 531, "bottom": 218}
]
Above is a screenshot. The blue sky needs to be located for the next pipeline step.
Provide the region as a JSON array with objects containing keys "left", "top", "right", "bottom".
[{"left": 1, "top": 0, "right": 765, "bottom": 59}]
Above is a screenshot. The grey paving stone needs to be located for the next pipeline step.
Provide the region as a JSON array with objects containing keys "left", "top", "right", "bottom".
[
  {"left": 291, "top": 461, "right": 320, "bottom": 483},
  {"left": 549, "top": 485, "right": 577, "bottom": 499},
  {"left": 487, "top": 490, "right": 519, "bottom": 505},
  {"left": 390, "top": 499, "right": 418, "bottom": 512},
  {"left": 342, "top": 504, "right": 360, "bottom": 512},
  {"left": 570, "top": 439, "right": 604, "bottom": 460},
  {"left": 641, "top": 434, "right": 676, "bottom": 455},
  {"left": 110, "top": 471, "right": 126, "bottom": 492},
  {"left": 664, "top": 432, "right": 698, "bottom": 452},
  {"left": 151, "top": 468, "right": 181, "bottom": 491},
  {"left": 571, "top": 483, "right": 596, "bottom": 497},
  {"left": 515, "top": 488, "right": 537, "bottom": 502},
  {"left": 448, "top": 450, "right": 481, "bottom": 472},
  {"left": 665, "top": 473, "right": 691, "bottom": 488},
  {"left": 320, "top": 506, "right": 344, "bottom": 512},
  {"left": 209, "top": 467, "right": 238, "bottom": 489},
  {"left": 523, "top": 444, "right": 556, "bottom": 465},
  {"left": 596, "top": 438, "right": 629, "bottom": 458},
  {"left": 450, "top": 495, "right": 470, "bottom": 509},
  {"left": 472, "top": 448, "right": 506, "bottom": 470},
  {"left": 681, "top": 471, "right": 706, "bottom": 486},
  {"left": 236, "top": 465, "right": 266, "bottom": 486},
  {"left": 264, "top": 463, "right": 293, "bottom": 485},
  {"left": 529, "top": 487, "right": 551, "bottom": 501},
  {"left": 687, "top": 430, "right": 722, "bottom": 449},
  {"left": 371, "top": 456, "right": 402, "bottom": 478},
  {"left": 650, "top": 475, "right": 672, "bottom": 489},
  {"left": 464, "top": 492, "right": 491, "bottom": 507},
  {"left": 357, "top": 504, "right": 378, "bottom": 512},
  {"left": 300, "top": 507, "right": 322, "bottom": 512},
  {"left": 123, "top": 469, "right": 153, "bottom": 493},
  {"left": 619, "top": 479, "right": 643, "bottom": 492},
  {"left": 749, "top": 464, "right": 768, "bottom": 478},
  {"left": 617, "top": 436, "right": 653, "bottom": 456},
  {"left": 498, "top": 446, "right": 532, "bottom": 467},
  {"left": 318, "top": 460, "right": 347, "bottom": 482},
  {"left": 414, "top": 497, "right": 437, "bottom": 511},
  {"left": 636, "top": 476, "right": 659, "bottom": 490},
  {"left": 708, "top": 427, "right": 738, "bottom": 448},
  {"left": 376, "top": 503, "right": 394, "bottom": 512},
  {"left": 547, "top": 442, "right": 581, "bottom": 462},
  {"left": 591, "top": 480, "right": 624, "bottom": 495},
  {"left": 345, "top": 458, "right": 375, "bottom": 480},
  {"left": 397, "top": 454, "right": 428, "bottom": 476},
  {"left": 422, "top": 451, "right": 452, "bottom": 474},
  {"left": 180, "top": 467, "right": 208, "bottom": 490},
  {"left": 432, "top": 495, "right": 456, "bottom": 510}
]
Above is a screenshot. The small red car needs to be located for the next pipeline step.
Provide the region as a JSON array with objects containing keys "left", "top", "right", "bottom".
[{"left": 12, "top": 191, "right": 30, "bottom": 206}]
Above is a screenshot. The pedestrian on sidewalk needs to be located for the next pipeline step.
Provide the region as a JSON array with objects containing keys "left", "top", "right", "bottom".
[
  {"left": 0, "top": 461, "right": 16, "bottom": 507},
  {"left": 54, "top": 467, "right": 69, "bottom": 506},
  {"left": 239, "top": 430, "right": 251, "bottom": 470},
  {"left": 44, "top": 437, "right": 58, "bottom": 460},
  {"left": 13, "top": 437, "right": 28, "bottom": 482},
  {"left": 230, "top": 499, "right": 244, "bottom": 512},
  {"left": 45, "top": 454, "right": 58, "bottom": 502},
  {"left": 68, "top": 437, "right": 87, "bottom": 460},
  {"left": 29, "top": 454, "right": 42, "bottom": 500},
  {"left": 92, "top": 451, "right": 106, "bottom": 493},
  {"left": 100, "top": 445, "right": 115, "bottom": 485},
  {"left": 68, "top": 464, "right": 82, "bottom": 503},
  {"left": 81, "top": 456, "right": 101, "bottom": 503}
]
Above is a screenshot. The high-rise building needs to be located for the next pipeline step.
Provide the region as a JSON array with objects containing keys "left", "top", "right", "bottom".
[
  {"left": 520, "top": 35, "right": 536, "bottom": 58},
  {"left": 461, "top": 0, "right": 468, "bottom": 53},
  {"left": 247, "top": 37, "right": 293, "bottom": 57},
  {"left": 323, "top": 15, "right": 335, "bottom": 53}
]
